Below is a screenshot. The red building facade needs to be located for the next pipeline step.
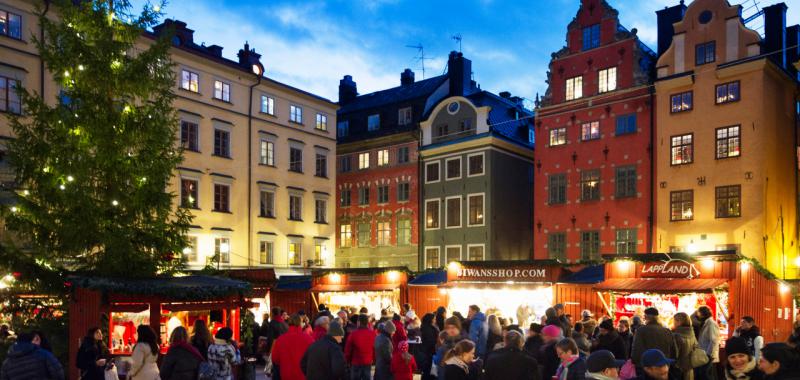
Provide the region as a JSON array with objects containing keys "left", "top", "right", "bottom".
[{"left": 534, "top": 0, "right": 655, "bottom": 261}]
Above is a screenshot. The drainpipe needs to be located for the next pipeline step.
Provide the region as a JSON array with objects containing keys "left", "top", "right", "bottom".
[
  {"left": 648, "top": 86, "right": 656, "bottom": 254},
  {"left": 41, "top": 0, "right": 51, "bottom": 96},
  {"left": 247, "top": 66, "right": 264, "bottom": 269},
  {"left": 417, "top": 126, "right": 423, "bottom": 270}
]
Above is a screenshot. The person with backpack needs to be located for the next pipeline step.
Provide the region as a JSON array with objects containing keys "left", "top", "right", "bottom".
[{"left": 0, "top": 332, "right": 64, "bottom": 380}]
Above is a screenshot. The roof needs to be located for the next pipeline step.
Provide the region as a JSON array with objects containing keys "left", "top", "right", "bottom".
[
  {"left": 409, "top": 271, "right": 447, "bottom": 286},
  {"left": 69, "top": 275, "right": 250, "bottom": 301},
  {"left": 338, "top": 75, "right": 448, "bottom": 114},
  {"left": 594, "top": 278, "right": 729, "bottom": 293},
  {"left": 275, "top": 275, "right": 311, "bottom": 290},
  {"left": 466, "top": 91, "right": 534, "bottom": 148},
  {"left": 561, "top": 265, "right": 605, "bottom": 284}
]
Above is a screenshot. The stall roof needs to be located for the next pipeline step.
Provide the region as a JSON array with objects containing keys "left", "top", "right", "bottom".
[
  {"left": 275, "top": 275, "right": 312, "bottom": 290},
  {"left": 69, "top": 275, "right": 250, "bottom": 301},
  {"left": 312, "top": 266, "right": 411, "bottom": 276},
  {"left": 409, "top": 271, "right": 447, "bottom": 286},
  {"left": 594, "top": 278, "right": 728, "bottom": 293},
  {"left": 561, "top": 265, "right": 604, "bottom": 284}
]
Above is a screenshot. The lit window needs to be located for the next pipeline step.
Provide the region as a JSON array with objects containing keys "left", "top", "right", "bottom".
[
  {"left": 340, "top": 224, "right": 352, "bottom": 248},
  {"left": 358, "top": 152, "right": 370, "bottom": 170},
  {"left": 357, "top": 222, "right": 371, "bottom": 247},
  {"left": 670, "top": 91, "right": 693, "bottom": 113},
  {"left": 468, "top": 245, "right": 484, "bottom": 261},
  {"left": 397, "top": 219, "right": 411, "bottom": 246},
  {"left": 181, "top": 70, "right": 199, "bottom": 92},
  {"left": 716, "top": 126, "right": 740, "bottom": 159},
  {"left": 425, "top": 247, "right": 440, "bottom": 269},
  {"left": 446, "top": 246, "right": 461, "bottom": 263},
  {"left": 716, "top": 185, "right": 741, "bottom": 218},
  {"left": 0, "top": 76, "right": 21, "bottom": 114},
  {"left": 368, "top": 114, "right": 380, "bottom": 131},
  {"left": 215, "top": 237, "right": 230, "bottom": 264},
  {"left": 290, "top": 105, "right": 303, "bottom": 123},
  {"left": 259, "top": 241, "right": 274, "bottom": 265},
  {"left": 425, "top": 199, "right": 440, "bottom": 229},
  {"left": 213, "top": 80, "right": 230, "bottom": 102},
  {"left": 288, "top": 241, "right": 301, "bottom": 265},
  {"left": 696, "top": 41, "right": 716, "bottom": 66},
  {"left": 598, "top": 67, "right": 617, "bottom": 93},
  {"left": 260, "top": 139, "right": 274, "bottom": 166},
  {"left": 377, "top": 149, "right": 389, "bottom": 166},
  {"left": 0, "top": 11, "right": 23, "bottom": 39},
  {"left": 670, "top": 190, "right": 694, "bottom": 221},
  {"left": 580, "top": 170, "right": 600, "bottom": 201},
  {"left": 715, "top": 81, "right": 740, "bottom": 104},
  {"left": 261, "top": 95, "right": 275, "bottom": 115},
  {"left": 582, "top": 24, "right": 600, "bottom": 50},
  {"left": 316, "top": 113, "right": 328, "bottom": 131},
  {"left": 670, "top": 134, "right": 693, "bottom": 165},
  {"left": 581, "top": 121, "right": 600, "bottom": 141},
  {"left": 184, "top": 236, "right": 198, "bottom": 262},
  {"left": 468, "top": 194, "right": 484, "bottom": 226},
  {"left": 377, "top": 221, "right": 391, "bottom": 246},
  {"left": 566, "top": 76, "right": 583, "bottom": 101},
  {"left": 550, "top": 128, "right": 567, "bottom": 146},
  {"left": 180, "top": 179, "right": 198, "bottom": 209}
]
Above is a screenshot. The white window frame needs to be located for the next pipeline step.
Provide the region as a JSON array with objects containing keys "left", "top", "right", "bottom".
[
  {"left": 377, "top": 220, "right": 391, "bottom": 246},
  {"left": 315, "top": 199, "right": 327, "bottom": 223},
  {"left": 214, "top": 235, "right": 231, "bottom": 264},
  {"left": 445, "top": 195, "right": 462, "bottom": 229},
  {"left": 181, "top": 69, "right": 199, "bottom": 92},
  {"left": 425, "top": 161, "right": 440, "bottom": 184},
  {"left": 598, "top": 67, "right": 617, "bottom": 93},
  {"left": 316, "top": 113, "right": 328, "bottom": 131},
  {"left": 398, "top": 107, "right": 412, "bottom": 126},
  {"left": 565, "top": 75, "right": 583, "bottom": 101},
  {"left": 377, "top": 149, "right": 389, "bottom": 166},
  {"left": 424, "top": 246, "right": 441, "bottom": 269},
  {"left": 424, "top": 198, "right": 441, "bottom": 230},
  {"left": 259, "top": 138, "right": 275, "bottom": 166},
  {"left": 467, "top": 244, "right": 486, "bottom": 261},
  {"left": 339, "top": 224, "right": 352, "bottom": 248},
  {"left": 290, "top": 104, "right": 303, "bottom": 124},
  {"left": 259, "top": 188, "right": 276, "bottom": 218},
  {"left": 258, "top": 236, "right": 275, "bottom": 266},
  {"left": 289, "top": 193, "right": 303, "bottom": 221},
  {"left": 358, "top": 152, "right": 370, "bottom": 170},
  {"left": 467, "top": 152, "right": 485, "bottom": 177},
  {"left": 445, "top": 245, "right": 462, "bottom": 263},
  {"left": 261, "top": 94, "right": 275, "bottom": 115},
  {"left": 288, "top": 237, "right": 303, "bottom": 266},
  {"left": 184, "top": 234, "right": 200, "bottom": 263},
  {"left": 467, "top": 192, "right": 485, "bottom": 227},
  {"left": 445, "top": 157, "right": 462, "bottom": 181},
  {"left": 213, "top": 80, "right": 231, "bottom": 102}
]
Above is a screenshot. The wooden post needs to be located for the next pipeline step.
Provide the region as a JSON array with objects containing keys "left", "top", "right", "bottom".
[{"left": 149, "top": 302, "right": 161, "bottom": 342}]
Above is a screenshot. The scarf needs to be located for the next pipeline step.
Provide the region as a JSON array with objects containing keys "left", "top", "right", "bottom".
[
  {"left": 725, "top": 359, "right": 757, "bottom": 380},
  {"left": 444, "top": 356, "right": 469, "bottom": 374},
  {"left": 556, "top": 355, "right": 580, "bottom": 379}
]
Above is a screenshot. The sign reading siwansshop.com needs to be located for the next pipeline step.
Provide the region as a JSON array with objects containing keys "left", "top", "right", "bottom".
[{"left": 450, "top": 265, "right": 551, "bottom": 283}]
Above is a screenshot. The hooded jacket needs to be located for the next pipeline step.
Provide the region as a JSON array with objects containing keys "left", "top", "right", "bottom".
[
  {"left": 0, "top": 342, "right": 64, "bottom": 380},
  {"left": 468, "top": 311, "right": 489, "bottom": 358},
  {"left": 271, "top": 325, "right": 314, "bottom": 380},
  {"left": 300, "top": 335, "right": 346, "bottom": 380}
]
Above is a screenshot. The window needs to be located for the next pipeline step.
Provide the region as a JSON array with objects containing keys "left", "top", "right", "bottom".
[
  {"left": 316, "top": 113, "right": 328, "bottom": 131},
  {"left": 289, "top": 147, "right": 303, "bottom": 172},
  {"left": 213, "top": 129, "right": 230, "bottom": 158},
  {"left": 716, "top": 81, "right": 740, "bottom": 104},
  {"left": 468, "top": 194, "right": 484, "bottom": 226},
  {"left": 368, "top": 114, "right": 380, "bottom": 131},
  {"left": 548, "top": 174, "right": 567, "bottom": 205},
  {"left": 598, "top": 67, "right": 617, "bottom": 93},
  {"left": 397, "top": 182, "right": 410, "bottom": 202},
  {"left": 314, "top": 242, "right": 324, "bottom": 265},
  {"left": 670, "top": 134, "right": 693, "bottom": 165},
  {"left": 261, "top": 95, "right": 275, "bottom": 115},
  {"left": 548, "top": 233, "right": 567, "bottom": 261},
  {"left": 425, "top": 199, "right": 440, "bottom": 229},
  {"left": 377, "top": 221, "right": 390, "bottom": 246},
  {"left": 716, "top": 126, "right": 740, "bottom": 159},
  {"left": 398, "top": 147, "right": 410, "bottom": 164},
  {"left": 446, "top": 197, "right": 461, "bottom": 228},
  {"left": 398, "top": 107, "right": 412, "bottom": 126},
  {"left": 446, "top": 246, "right": 461, "bottom": 263},
  {"left": 259, "top": 241, "right": 274, "bottom": 265},
  {"left": 670, "top": 91, "right": 693, "bottom": 113},
  {"left": 425, "top": 247, "right": 440, "bottom": 269},
  {"left": 340, "top": 189, "right": 351, "bottom": 207},
  {"left": 581, "top": 121, "right": 600, "bottom": 141},
  {"left": 670, "top": 190, "right": 694, "bottom": 221},
  {"left": 397, "top": 219, "right": 411, "bottom": 246},
  {"left": 468, "top": 154, "right": 484, "bottom": 176},
  {"left": 358, "top": 187, "right": 370, "bottom": 205},
  {"left": 340, "top": 156, "right": 352, "bottom": 173},
  {"left": 582, "top": 24, "right": 600, "bottom": 50},
  {"left": 181, "top": 70, "right": 199, "bottom": 92},
  {"left": 340, "top": 224, "right": 352, "bottom": 248},
  {"left": 615, "top": 114, "right": 637, "bottom": 135},
  {"left": 529, "top": 129, "right": 535, "bottom": 144},
  {"left": 213, "top": 184, "right": 229, "bottom": 212},
  {"left": 180, "top": 179, "right": 198, "bottom": 209},
  {"left": 213, "top": 80, "right": 230, "bottom": 102},
  {"left": 358, "top": 152, "right": 370, "bottom": 170},
  {"left": 260, "top": 140, "right": 275, "bottom": 166},
  {"left": 377, "top": 149, "right": 389, "bottom": 166},
  {"left": 468, "top": 245, "right": 484, "bottom": 261},
  {"left": 695, "top": 41, "right": 716, "bottom": 65},
  {"left": 550, "top": 128, "right": 567, "bottom": 146},
  {"left": 180, "top": 121, "right": 199, "bottom": 151},
  {"left": 184, "top": 236, "right": 198, "bottom": 262},
  {"left": 716, "top": 185, "right": 741, "bottom": 218},
  {"left": 357, "top": 222, "right": 371, "bottom": 247},
  {"left": 315, "top": 153, "right": 327, "bottom": 177},
  {"left": 615, "top": 166, "right": 637, "bottom": 198},
  {"left": 425, "top": 162, "right": 440, "bottom": 183},
  {"left": 580, "top": 170, "right": 600, "bottom": 201},
  {"left": 446, "top": 158, "right": 461, "bottom": 180},
  {"left": 0, "top": 11, "right": 22, "bottom": 39},
  {"left": 377, "top": 185, "right": 389, "bottom": 204},
  {"left": 259, "top": 190, "right": 275, "bottom": 217},
  {"left": 616, "top": 229, "right": 637, "bottom": 254},
  {"left": 288, "top": 241, "right": 301, "bottom": 265},
  {"left": 337, "top": 121, "right": 349, "bottom": 137},
  {"left": 215, "top": 237, "right": 230, "bottom": 264},
  {"left": 0, "top": 76, "right": 21, "bottom": 114},
  {"left": 566, "top": 76, "right": 583, "bottom": 101},
  {"left": 290, "top": 105, "right": 303, "bottom": 124},
  {"left": 289, "top": 195, "right": 303, "bottom": 221},
  {"left": 315, "top": 199, "right": 327, "bottom": 223},
  {"left": 580, "top": 231, "right": 600, "bottom": 260}
]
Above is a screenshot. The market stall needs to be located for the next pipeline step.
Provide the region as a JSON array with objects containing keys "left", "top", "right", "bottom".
[
  {"left": 311, "top": 267, "right": 409, "bottom": 315},
  {"left": 555, "top": 264, "right": 608, "bottom": 320},
  {"left": 270, "top": 275, "right": 313, "bottom": 315},
  {"left": 407, "top": 270, "right": 448, "bottom": 316},
  {"left": 225, "top": 269, "right": 277, "bottom": 324}
]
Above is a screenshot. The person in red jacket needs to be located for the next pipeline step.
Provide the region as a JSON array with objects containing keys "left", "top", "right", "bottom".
[
  {"left": 390, "top": 340, "right": 417, "bottom": 380},
  {"left": 392, "top": 315, "right": 408, "bottom": 349},
  {"left": 271, "top": 314, "right": 314, "bottom": 380},
  {"left": 311, "top": 316, "right": 329, "bottom": 342},
  {"left": 344, "top": 314, "right": 376, "bottom": 380}
]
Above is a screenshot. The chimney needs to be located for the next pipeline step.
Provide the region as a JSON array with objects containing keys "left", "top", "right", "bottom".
[
  {"left": 339, "top": 75, "right": 358, "bottom": 104},
  {"left": 206, "top": 44, "right": 223, "bottom": 57},
  {"left": 499, "top": 91, "right": 511, "bottom": 99},
  {"left": 152, "top": 19, "right": 194, "bottom": 46},
  {"left": 656, "top": 1, "right": 687, "bottom": 58},
  {"left": 510, "top": 96, "right": 524, "bottom": 107},
  {"left": 447, "top": 51, "right": 473, "bottom": 96},
  {"left": 401, "top": 69, "right": 415, "bottom": 86},
  {"left": 787, "top": 25, "right": 799, "bottom": 77},
  {"left": 763, "top": 3, "right": 788, "bottom": 70},
  {"left": 237, "top": 41, "right": 262, "bottom": 71}
]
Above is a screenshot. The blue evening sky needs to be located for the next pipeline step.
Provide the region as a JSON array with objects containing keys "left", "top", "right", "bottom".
[{"left": 135, "top": 0, "right": 799, "bottom": 105}]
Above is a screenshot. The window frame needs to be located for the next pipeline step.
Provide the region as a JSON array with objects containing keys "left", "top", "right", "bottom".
[
  {"left": 289, "top": 104, "right": 303, "bottom": 124},
  {"left": 259, "top": 189, "right": 275, "bottom": 218},
  {"left": 424, "top": 247, "right": 441, "bottom": 269},
  {"left": 615, "top": 228, "right": 637, "bottom": 254},
  {"left": 670, "top": 190, "right": 694, "bottom": 221},
  {"left": 214, "top": 236, "right": 231, "bottom": 264},
  {"left": 0, "top": 10, "right": 23, "bottom": 40},
  {"left": 288, "top": 240, "right": 302, "bottom": 266},
  {"left": 180, "top": 120, "right": 200, "bottom": 152},
  {"left": 377, "top": 149, "right": 390, "bottom": 167},
  {"left": 377, "top": 220, "right": 391, "bottom": 246},
  {"left": 259, "top": 139, "right": 275, "bottom": 166},
  {"left": 670, "top": 91, "right": 693, "bottom": 113},
  {"left": 397, "top": 182, "right": 410, "bottom": 202},
  {"left": 358, "top": 152, "right": 370, "bottom": 170},
  {"left": 180, "top": 69, "right": 199, "bottom": 93},
  {"left": 289, "top": 147, "right": 304, "bottom": 173},
  {"left": 565, "top": 76, "right": 583, "bottom": 101},
  {"left": 582, "top": 23, "right": 600, "bottom": 51},
  {"left": 467, "top": 152, "right": 485, "bottom": 177},
  {"left": 615, "top": 114, "right": 637, "bottom": 136},
  {"left": 357, "top": 222, "right": 371, "bottom": 247},
  {"left": 670, "top": 133, "right": 694, "bottom": 166},
  {"left": 398, "top": 107, "right": 413, "bottom": 126},
  {"left": 337, "top": 120, "right": 349, "bottom": 137},
  {"left": 598, "top": 66, "right": 617, "bottom": 93},
  {"left": 397, "top": 218, "right": 411, "bottom": 246},
  {"left": 368, "top": 114, "right": 380, "bottom": 131},
  {"left": 213, "top": 80, "right": 231, "bottom": 102},
  {"left": 715, "top": 81, "right": 740, "bottom": 105},
  {"left": 397, "top": 146, "right": 410, "bottom": 164},
  {"left": 445, "top": 245, "right": 462, "bottom": 264},
  {"left": 184, "top": 235, "right": 199, "bottom": 263},
  {"left": 213, "top": 128, "right": 231, "bottom": 158},
  {"left": 580, "top": 230, "right": 601, "bottom": 261},
  {"left": 467, "top": 193, "right": 485, "bottom": 227},
  {"left": 0, "top": 76, "right": 21, "bottom": 114},
  {"left": 695, "top": 41, "right": 716, "bottom": 66},
  {"left": 580, "top": 169, "right": 601, "bottom": 202},
  {"left": 715, "top": 185, "right": 741, "bottom": 218},
  {"left": 615, "top": 165, "right": 637, "bottom": 199},
  {"left": 358, "top": 187, "right": 370, "bottom": 206},
  {"left": 377, "top": 185, "right": 389, "bottom": 204},
  {"left": 715, "top": 125, "right": 741, "bottom": 159},
  {"left": 548, "top": 173, "right": 567, "bottom": 205},
  {"left": 340, "top": 188, "right": 351, "bottom": 207},
  {"left": 549, "top": 127, "right": 567, "bottom": 146},
  {"left": 315, "top": 199, "right": 327, "bottom": 223},
  {"left": 180, "top": 178, "right": 199, "bottom": 209},
  {"left": 445, "top": 196, "right": 462, "bottom": 229},
  {"left": 260, "top": 95, "right": 275, "bottom": 115},
  {"left": 445, "top": 157, "right": 462, "bottom": 180},
  {"left": 425, "top": 199, "right": 441, "bottom": 230},
  {"left": 315, "top": 113, "right": 328, "bottom": 131},
  {"left": 467, "top": 244, "right": 485, "bottom": 261},
  {"left": 315, "top": 152, "right": 328, "bottom": 178},
  {"left": 213, "top": 183, "right": 230, "bottom": 213},
  {"left": 548, "top": 233, "right": 567, "bottom": 261},
  {"left": 339, "top": 224, "right": 352, "bottom": 248},
  {"left": 259, "top": 240, "right": 274, "bottom": 265},
  {"left": 289, "top": 194, "right": 303, "bottom": 221},
  {"left": 425, "top": 161, "right": 440, "bottom": 183},
  {"left": 339, "top": 156, "right": 352, "bottom": 173},
  {"left": 581, "top": 121, "right": 601, "bottom": 141}
]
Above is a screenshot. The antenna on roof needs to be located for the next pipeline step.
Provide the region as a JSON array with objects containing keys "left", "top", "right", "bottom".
[
  {"left": 738, "top": 0, "right": 765, "bottom": 35},
  {"left": 452, "top": 33, "right": 462, "bottom": 52},
  {"left": 405, "top": 43, "right": 428, "bottom": 79}
]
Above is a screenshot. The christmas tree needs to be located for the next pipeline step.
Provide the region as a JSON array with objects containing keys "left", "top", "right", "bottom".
[{"left": 2, "top": 0, "right": 191, "bottom": 279}]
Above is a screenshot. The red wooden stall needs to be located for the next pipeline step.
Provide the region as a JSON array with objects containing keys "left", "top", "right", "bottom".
[
  {"left": 311, "top": 267, "right": 409, "bottom": 315},
  {"left": 269, "top": 275, "right": 314, "bottom": 315}
]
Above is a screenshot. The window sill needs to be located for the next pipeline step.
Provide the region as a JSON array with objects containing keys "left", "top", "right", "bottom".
[
  {"left": 0, "top": 109, "right": 22, "bottom": 116},
  {"left": 669, "top": 162, "right": 693, "bottom": 167},
  {"left": 259, "top": 111, "right": 277, "bottom": 118},
  {"left": 183, "top": 148, "right": 202, "bottom": 154},
  {"left": 288, "top": 169, "right": 304, "bottom": 174},
  {"left": 0, "top": 34, "right": 25, "bottom": 43},
  {"left": 288, "top": 218, "right": 304, "bottom": 222},
  {"left": 289, "top": 120, "right": 304, "bottom": 126},
  {"left": 615, "top": 195, "right": 637, "bottom": 200},
  {"left": 315, "top": 175, "right": 329, "bottom": 179},
  {"left": 181, "top": 206, "right": 201, "bottom": 210},
  {"left": 212, "top": 210, "right": 232, "bottom": 214},
  {"left": 258, "top": 163, "right": 277, "bottom": 168},
  {"left": 212, "top": 97, "right": 233, "bottom": 104},
  {"left": 314, "top": 127, "right": 328, "bottom": 133},
  {"left": 178, "top": 88, "right": 202, "bottom": 96},
  {"left": 715, "top": 215, "right": 741, "bottom": 219},
  {"left": 715, "top": 155, "right": 741, "bottom": 160},
  {"left": 212, "top": 154, "right": 233, "bottom": 160},
  {"left": 314, "top": 221, "right": 328, "bottom": 225},
  {"left": 258, "top": 215, "right": 276, "bottom": 219}
]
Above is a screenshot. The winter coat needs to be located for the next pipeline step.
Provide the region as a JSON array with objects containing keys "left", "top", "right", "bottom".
[
  {"left": 483, "top": 347, "right": 541, "bottom": 380},
  {"left": 673, "top": 326, "right": 698, "bottom": 380},
  {"left": 540, "top": 341, "right": 561, "bottom": 380},
  {"left": 311, "top": 326, "right": 327, "bottom": 342},
  {"left": 390, "top": 352, "right": 417, "bottom": 380},
  {"left": 618, "top": 330, "right": 633, "bottom": 359},
  {"left": 420, "top": 323, "right": 439, "bottom": 375},
  {"left": 128, "top": 343, "right": 159, "bottom": 380},
  {"left": 392, "top": 320, "right": 408, "bottom": 349},
  {"left": 572, "top": 332, "right": 591, "bottom": 355},
  {"left": 344, "top": 327, "right": 376, "bottom": 366},
  {"left": 160, "top": 342, "right": 203, "bottom": 380},
  {"left": 443, "top": 357, "right": 470, "bottom": 380},
  {"left": 190, "top": 335, "right": 211, "bottom": 360},
  {"left": 733, "top": 327, "right": 764, "bottom": 362},
  {"left": 631, "top": 321, "right": 677, "bottom": 366},
  {"left": 0, "top": 341, "right": 64, "bottom": 380},
  {"left": 208, "top": 339, "right": 241, "bottom": 380},
  {"left": 271, "top": 325, "right": 314, "bottom": 380},
  {"left": 556, "top": 356, "right": 587, "bottom": 380},
  {"left": 76, "top": 339, "right": 110, "bottom": 380},
  {"left": 269, "top": 318, "right": 289, "bottom": 350},
  {"left": 374, "top": 331, "right": 394, "bottom": 380},
  {"left": 468, "top": 312, "right": 489, "bottom": 358},
  {"left": 434, "top": 335, "right": 462, "bottom": 380},
  {"left": 593, "top": 331, "right": 627, "bottom": 362},
  {"left": 582, "top": 318, "right": 598, "bottom": 337},
  {"left": 300, "top": 335, "right": 346, "bottom": 380},
  {"left": 524, "top": 335, "right": 544, "bottom": 358},
  {"left": 724, "top": 359, "right": 765, "bottom": 380},
  {"left": 697, "top": 317, "right": 720, "bottom": 363},
  {"left": 488, "top": 331, "right": 503, "bottom": 353}
]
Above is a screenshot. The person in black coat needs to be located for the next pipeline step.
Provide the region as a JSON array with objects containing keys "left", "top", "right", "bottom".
[
  {"left": 524, "top": 323, "right": 545, "bottom": 358},
  {"left": 443, "top": 340, "right": 476, "bottom": 380},
  {"left": 0, "top": 332, "right": 64, "bottom": 380},
  {"left": 759, "top": 342, "right": 800, "bottom": 380},
  {"left": 419, "top": 313, "right": 440, "bottom": 380},
  {"left": 484, "top": 330, "right": 540, "bottom": 380},
  {"left": 75, "top": 327, "right": 111, "bottom": 380},
  {"left": 160, "top": 326, "right": 204, "bottom": 380},
  {"left": 539, "top": 325, "right": 564, "bottom": 380},
  {"left": 301, "top": 320, "right": 346, "bottom": 380},
  {"left": 593, "top": 319, "right": 628, "bottom": 360},
  {"left": 435, "top": 307, "right": 447, "bottom": 332}
]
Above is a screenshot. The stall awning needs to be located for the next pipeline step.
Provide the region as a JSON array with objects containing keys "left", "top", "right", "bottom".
[
  {"left": 313, "top": 284, "right": 399, "bottom": 292},
  {"left": 409, "top": 271, "right": 447, "bottom": 286},
  {"left": 275, "top": 276, "right": 311, "bottom": 290},
  {"left": 595, "top": 278, "right": 728, "bottom": 293}
]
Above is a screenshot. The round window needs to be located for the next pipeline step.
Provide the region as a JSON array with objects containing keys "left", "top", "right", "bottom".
[
  {"left": 447, "top": 101, "right": 460, "bottom": 114},
  {"left": 699, "top": 10, "right": 712, "bottom": 24}
]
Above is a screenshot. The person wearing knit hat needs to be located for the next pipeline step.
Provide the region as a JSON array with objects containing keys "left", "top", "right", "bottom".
[
  {"left": 390, "top": 340, "right": 417, "bottom": 380},
  {"left": 327, "top": 320, "right": 345, "bottom": 339},
  {"left": 208, "top": 327, "right": 240, "bottom": 379},
  {"left": 374, "top": 321, "right": 395, "bottom": 380},
  {"left": 301, "top": 319, "right": 346, "bottom": 379},
  {"left": 724, "top": 336, "right": 764, "bottom": 380},
  {"left": 541, "top": 324, "right": 564, "bottom": 379}
]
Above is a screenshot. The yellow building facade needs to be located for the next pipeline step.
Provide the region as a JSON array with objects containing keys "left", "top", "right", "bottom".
[
  {"left": 0, "top": 1, "right": 337, "bottom": 271},
  {"left": 654, "top": 0, "right": 798, "bottom": 279}
]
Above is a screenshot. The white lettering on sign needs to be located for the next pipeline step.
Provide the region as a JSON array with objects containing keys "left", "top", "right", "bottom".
[
  {"left": 457, "top": 268, "right": 547, "bottom": 279},
  {"left": 640, "top": 258, "right": 700, "bottom": 279}
]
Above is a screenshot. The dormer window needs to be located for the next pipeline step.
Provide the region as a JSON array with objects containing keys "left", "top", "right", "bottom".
[
  {"left": 368, "top": 114, "right": 380, "bottom": 131},
  {"left": 582, "top": 24, "right": 600, "bottom": 51}
]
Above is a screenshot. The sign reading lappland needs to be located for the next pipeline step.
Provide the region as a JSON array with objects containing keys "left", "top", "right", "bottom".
[
  {"left": 450, "top": 265, "right": 552, "bottom": 283},
  {"left": 640, "top": 260, "right": 700, "bottom": 279}
]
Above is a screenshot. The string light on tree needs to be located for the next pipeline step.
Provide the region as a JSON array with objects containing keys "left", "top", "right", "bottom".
[
  {"left": 111, "top": 200, "right": 119, "bottom": 206},
  {"left": 66, "top": 175, "right": 74, "bottom": 182}
]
